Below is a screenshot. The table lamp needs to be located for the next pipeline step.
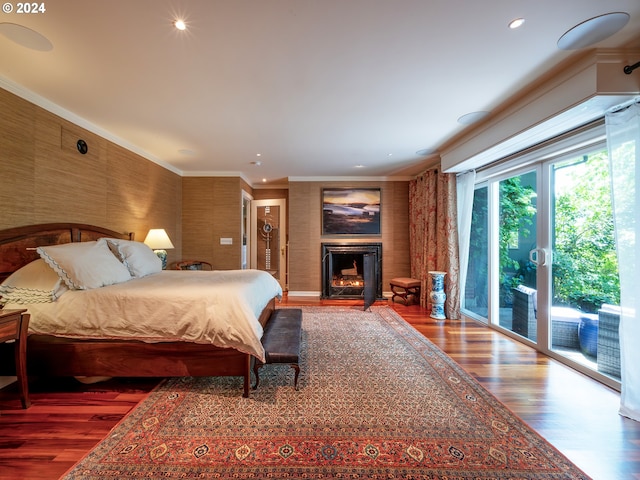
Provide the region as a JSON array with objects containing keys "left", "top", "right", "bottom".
[{"left": 144, "top": 229, "right": 174, "bottom": 269}]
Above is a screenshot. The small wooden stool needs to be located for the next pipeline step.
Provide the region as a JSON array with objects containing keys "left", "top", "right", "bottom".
[{"left": 390, "top": 277, "right": 421, "bottom": 305}]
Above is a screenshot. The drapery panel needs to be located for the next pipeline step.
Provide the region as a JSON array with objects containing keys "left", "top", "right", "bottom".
[
  {"left": 605, "top": 98, "right": 640, "bottom": 422},
  {"left": 456, "top": 171, "right": 476, "bottom": 306},
  {"left": 409, "top": 169, "right": 460, "bottom": 319}
]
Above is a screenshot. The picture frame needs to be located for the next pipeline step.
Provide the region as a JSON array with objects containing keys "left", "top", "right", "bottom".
[{"left": 322, "top": 188, "right": 381, "bottom": 235}]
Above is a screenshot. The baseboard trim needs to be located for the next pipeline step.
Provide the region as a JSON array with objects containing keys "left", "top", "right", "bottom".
[{"left": 287, "top": 291, "right": 321, "bottom": 297}]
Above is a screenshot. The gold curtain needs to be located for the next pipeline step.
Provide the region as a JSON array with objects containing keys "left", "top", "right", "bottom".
[{"left": 409, "top": 169, "right": 460, "bottom": 319}]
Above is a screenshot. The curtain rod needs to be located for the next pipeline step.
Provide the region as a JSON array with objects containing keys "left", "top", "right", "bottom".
[
  {"left": 623, "top": 60, "right": 640, "bottom": 75},
  {"left": 415, "top": 164, "right": 440, "bottom": 178},
  {"left": 608, "top": 96, "right": 640, "bottom": 114}
]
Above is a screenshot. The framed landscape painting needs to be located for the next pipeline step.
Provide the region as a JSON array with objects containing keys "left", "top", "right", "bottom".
[{"left": 322, "top": 188, "right": 381, "bottom": 235}]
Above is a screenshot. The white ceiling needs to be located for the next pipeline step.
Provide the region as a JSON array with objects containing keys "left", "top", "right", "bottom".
[{"left": 1, "top": 1, "right": 640, "bottom": 186}]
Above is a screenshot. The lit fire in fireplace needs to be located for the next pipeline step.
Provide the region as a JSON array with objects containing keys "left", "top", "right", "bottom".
[
  {"left": 333, "top": 276, "right": 364, "bottom": 287},
  {"left": 332, "top": 260, "right": 364, "bottom": 287}
]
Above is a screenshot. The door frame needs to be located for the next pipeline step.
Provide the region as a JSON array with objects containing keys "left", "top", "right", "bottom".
[
  {"left": 241, "top": 190, "right": 253, "bottom": 270},
  {"left": 250, "top": 198, "right": 287, "bottom": 289}
]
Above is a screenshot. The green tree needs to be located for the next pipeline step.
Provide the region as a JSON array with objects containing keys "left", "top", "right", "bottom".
[
  {"left": 553, "top": 153, "right": 619, "bottom": 312},
  {"left": 499, "top": 176, "right": 536, "bottom": 303}
]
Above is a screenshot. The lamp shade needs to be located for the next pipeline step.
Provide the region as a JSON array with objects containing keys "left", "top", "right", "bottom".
[{"left": 143, "top": 229, "right": 174, "bottom": 250}]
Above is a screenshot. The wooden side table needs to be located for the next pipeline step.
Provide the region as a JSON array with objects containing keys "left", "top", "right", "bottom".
[{"left": 0, "top": 309, "right": 31, "bottom": 408}]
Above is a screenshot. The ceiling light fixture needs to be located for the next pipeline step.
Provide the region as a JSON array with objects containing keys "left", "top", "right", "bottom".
[
  {"left": 173, "top": 19, "right": 187, "bottom": 31},
  {"left": 557, "top": 12, "right": 629, "bottom": 50},
  {"left": 509, "top": 18, "right": 525, "bottom": 29},
  {"left": 416, "top": 148, "right": 436, "bottom": 156},
  {"left": 251, "top": 161, "right": 262, "bottom": 166},
  {"left": 0, "top": 22, "right": 53, "bottom": 51},
  {"left": 457, "top": 111, "right": 490, "bottom": 125}
]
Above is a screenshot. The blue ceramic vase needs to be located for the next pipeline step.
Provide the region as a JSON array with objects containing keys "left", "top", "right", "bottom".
[{"left": 428, "top": 271, "right": 447, "bottom": 320}]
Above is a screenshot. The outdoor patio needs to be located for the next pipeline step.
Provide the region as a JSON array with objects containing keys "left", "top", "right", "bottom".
[{"left": 502, "top": 286, "right": 621, "bottom": 381}]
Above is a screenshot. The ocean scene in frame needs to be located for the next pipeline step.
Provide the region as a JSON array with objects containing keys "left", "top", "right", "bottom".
[{"left": 322, "top": 188, "right": 381, "bottom": 235}]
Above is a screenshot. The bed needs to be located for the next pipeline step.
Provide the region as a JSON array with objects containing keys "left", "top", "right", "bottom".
[{"left": 0, "top": 223, "right": 281, "bottom": 397}]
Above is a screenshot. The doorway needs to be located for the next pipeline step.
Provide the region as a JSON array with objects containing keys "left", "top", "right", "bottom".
[{"left": 251, "top": 199, "right": 287, "bottom": 290}]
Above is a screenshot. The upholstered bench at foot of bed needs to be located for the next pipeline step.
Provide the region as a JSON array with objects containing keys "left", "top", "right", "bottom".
[{"left": 253, "top": 308, "right": 302, "bottom": 391}]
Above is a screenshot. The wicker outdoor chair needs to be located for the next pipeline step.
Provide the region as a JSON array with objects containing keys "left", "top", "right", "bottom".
[
  {"left": 512, "top": 285, "right": 537, "bottom": 341},
  {"left": 511, "top": 285, "right": 580, "bottom": 349},
  {"left": 597, "top": 304, "right": 621, "bottom": 379}
]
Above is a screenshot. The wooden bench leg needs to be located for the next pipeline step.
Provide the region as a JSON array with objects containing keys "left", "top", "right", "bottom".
[
  {"left": 391, "top": 284, "right": 407, "bottom": 304},
  {"left": 253, "top": 363, "right": 263, "bottom": 390},
  {"left": 253, "top": 362, "right": 300, "bottom": 390},
  {"left": 390, "top": 283, "right": 420, "bottom": 305},
  {"left": 291, "top": 364, "right": 300, "bottom": 391}
]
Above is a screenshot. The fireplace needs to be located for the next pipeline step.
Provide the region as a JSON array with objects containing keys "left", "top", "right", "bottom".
[{"left": 321, "top": 243, "right": 382, "bottom": 307}]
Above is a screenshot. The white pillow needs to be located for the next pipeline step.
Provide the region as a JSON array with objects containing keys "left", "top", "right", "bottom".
[
  {"left": 37, "top": 239, "right": 132, "bottom": 290},
  {"left": 104, "top": 238, "right": 162, "bottom": 278},
  {"left": 0, "top": 258, "right": 68, "bottom": 305}
]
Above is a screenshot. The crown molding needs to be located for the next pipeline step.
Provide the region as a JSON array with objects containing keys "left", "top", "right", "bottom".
[{"left": 287, "top": 176, "right": 413, "bottom": 182}]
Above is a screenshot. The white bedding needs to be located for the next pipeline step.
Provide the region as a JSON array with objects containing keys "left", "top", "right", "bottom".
[{"left": 4, "top": 269, "right": 282, "bottom": 362}]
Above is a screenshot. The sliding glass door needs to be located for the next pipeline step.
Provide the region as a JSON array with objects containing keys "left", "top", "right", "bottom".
[
  {"left": 464, "top": 170, "right": 539, "bottom": 341},
  {"left": 462, "top": 128, "right": 621, "bottom": 385},
  {"left": 498, "top": 171, "right": 538, "bottom": 340},
  {"left": 548, "top": 148, "right": 620, "bottom": 379}
]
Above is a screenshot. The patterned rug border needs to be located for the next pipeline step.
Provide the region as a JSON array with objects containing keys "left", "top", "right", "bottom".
[{"left": 61, "top": 305, "right": 591, "bottom": 479}]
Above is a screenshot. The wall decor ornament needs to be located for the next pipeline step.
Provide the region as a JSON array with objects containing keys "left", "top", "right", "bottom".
[
  {"left": 322, "top": 188, "right": 381, "bottom": 235},
  {"left": 428, "top": 271, "right": 447, "bottom": 320}
]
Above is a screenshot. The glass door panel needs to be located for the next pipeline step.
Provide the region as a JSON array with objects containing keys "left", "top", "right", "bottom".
[
  {"left": 498, "top": 172, "right": 537, "bottom": 341},
  {"left": 549, "top": 150, "right": 620, "bottom": 379},
  {"left": 464, "top": 186, "right": 489, "bottom": 320}
]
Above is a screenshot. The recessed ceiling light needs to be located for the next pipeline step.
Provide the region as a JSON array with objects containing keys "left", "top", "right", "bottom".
[
  {"left": 251, "top": 161, "right": 262, "bottom": 166},
  {"left": 256, "top": 153, "right": 262, "bottom": 156},
  {"left": 509, "top": 18, "right": 525, "bottom": 29},
  {"left": 262, "top": 178, "right": 267, "bottom": 183},
  {"left": 354, "top": 164, "right": 365, "bottom": 168},
  {"left": 173, "top": 19, "right": 187, "bottom": 31},
  {"left": 557, "top": 12, "right": 629, "bottom": 50},
  {"left": 0, "top": 22, "right": 52, "bottom": 51},
  {"left": 457, "top": 111, "right": 490, "bottom": 125}
]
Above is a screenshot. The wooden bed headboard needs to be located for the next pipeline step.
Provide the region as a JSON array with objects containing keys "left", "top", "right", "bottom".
[{"left": 0, "top": 223, "right": 134, "bottom": 282}]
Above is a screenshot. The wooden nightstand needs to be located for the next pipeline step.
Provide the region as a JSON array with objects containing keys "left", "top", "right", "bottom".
[{"left": 0, "top": 309, "right": 31, "bottom": 408}]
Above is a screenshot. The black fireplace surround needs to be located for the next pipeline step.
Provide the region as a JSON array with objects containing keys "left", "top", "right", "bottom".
[{"left": 321, "top": 243, "right": 382, "bottom": 306}]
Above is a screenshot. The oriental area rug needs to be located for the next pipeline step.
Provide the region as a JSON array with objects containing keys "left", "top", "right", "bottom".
[{"left": 61, "top": 306, "right": 589, "bottom": 479}]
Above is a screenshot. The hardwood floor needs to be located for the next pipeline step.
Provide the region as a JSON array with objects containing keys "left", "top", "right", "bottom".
[{"left": 1, "top": 297, "right": 639, "bottom": 479}]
